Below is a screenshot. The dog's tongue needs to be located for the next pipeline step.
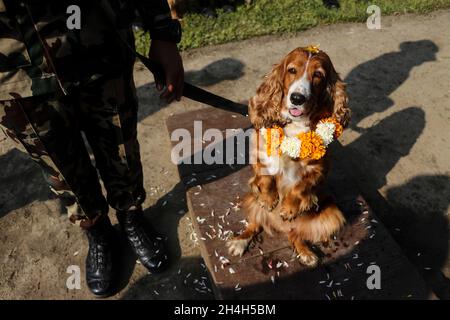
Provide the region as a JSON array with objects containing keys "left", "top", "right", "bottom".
[{"left": 289, "top": 108, "right": 303, "bottom": 117}]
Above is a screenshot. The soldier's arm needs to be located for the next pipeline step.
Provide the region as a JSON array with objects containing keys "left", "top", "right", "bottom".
[{"left": 134, "top": 1, "right": 184, "bottom": 102}]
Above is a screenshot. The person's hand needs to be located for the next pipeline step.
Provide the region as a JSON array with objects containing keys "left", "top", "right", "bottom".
[{"left": 148, "top": 39, "right": 184, "bottom": 102}]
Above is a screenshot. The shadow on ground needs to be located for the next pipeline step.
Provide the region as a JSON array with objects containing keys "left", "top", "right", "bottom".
[
  {"left": 120, "top": 256, "right": 214, "bottom": 299},
  {"left": 385, "top": 175, "right": 450, "bottom": 299},
  {"left": 0, "top": 149, "right": 56, "bottom": 218},
  {"left": 342, "top": 39, "right": 449, "bottom": 298},
  {"left": 346, "top": 39, "right": 438, "bottom": 131}
]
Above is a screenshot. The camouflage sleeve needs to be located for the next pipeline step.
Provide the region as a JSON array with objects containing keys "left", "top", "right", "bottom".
[{"left": 134, "top": 0, "right": 172, "bottom": 31}]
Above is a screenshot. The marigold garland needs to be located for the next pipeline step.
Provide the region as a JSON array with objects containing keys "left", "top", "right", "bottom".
[
  {"left": 297, "top": 131, "right": 326, "bottom": 160},
  {"left": 262, "top": 117, "right": 344, "bottom": 160},
  {"left": 264, "top": 126, "right": 283, "bottom": 156}
]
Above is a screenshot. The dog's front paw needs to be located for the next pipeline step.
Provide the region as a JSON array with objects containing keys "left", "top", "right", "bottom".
[
  {"left": 226, "top": 238, "right": 250, "bottom": 257},
  {"left": 296, "top": 250, "right": 319, "bottom": 268},
  {"left": 257, "top": 193, "right": 279, "bottom": 211},
  {"left": 298, "top": 194, "right": 319, "bottom": 213},
  {"left": 280, "top": 210, "right": 297, "bottom": 221},
  {"left": 280, "top": 202, "right": 299, "bottom": 221}
]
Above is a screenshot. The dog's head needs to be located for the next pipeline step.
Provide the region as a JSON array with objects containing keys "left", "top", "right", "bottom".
[{"left": 249, "top": 47, "right": 350, "bottom": 129}]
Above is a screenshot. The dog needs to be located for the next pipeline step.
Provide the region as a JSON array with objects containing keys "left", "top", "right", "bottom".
[{"left": 227, "top": 46, "right": 351, "bottom": 267}]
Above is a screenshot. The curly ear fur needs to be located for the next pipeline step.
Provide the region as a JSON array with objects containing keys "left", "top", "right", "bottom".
[
  {"left": 327, "top": 70, "right": 351, "bottom": 128},
  {"left": 249, "top": 62, "right": 286, "bottom": 129}
]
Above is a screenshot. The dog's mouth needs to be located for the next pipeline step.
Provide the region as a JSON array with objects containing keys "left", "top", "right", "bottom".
[{"left": 288, "top": 107, "right": 304, "bottom": 117}]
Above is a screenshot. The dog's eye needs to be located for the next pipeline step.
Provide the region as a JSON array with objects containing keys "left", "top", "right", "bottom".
[
  {"left": 288, "top": 67, "right": 297, "bottom": 74},
  {"left": 313, "top": 71, "right": 323, "bottom": 78}
]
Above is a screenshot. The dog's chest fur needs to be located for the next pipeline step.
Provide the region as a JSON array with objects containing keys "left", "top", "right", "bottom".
[{"left": 259, "top": 120, "right": 313, "bottom": 191}]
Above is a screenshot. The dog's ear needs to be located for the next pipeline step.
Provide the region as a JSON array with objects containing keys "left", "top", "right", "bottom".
[
  {"left": 327, "top": 67, "right": 351, "bottom": 128},
  {"left": 249, "top": 62, "right": 285, "bottom": 129}
]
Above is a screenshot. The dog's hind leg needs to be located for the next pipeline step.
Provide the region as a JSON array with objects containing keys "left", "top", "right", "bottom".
[
  {"left": 288, "top": 232, "right": 319, "bottom": 268},
  {"left": 227, "top": 223, "right": 262, "bottom": 257},
  {"left": 227, "top": 191, "right": 267, "bottom": 257}
]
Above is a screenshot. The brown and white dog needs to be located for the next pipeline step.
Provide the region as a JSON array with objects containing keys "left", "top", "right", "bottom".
[{"left": 227, "top": 47, "right": 351, "bottom": 267}]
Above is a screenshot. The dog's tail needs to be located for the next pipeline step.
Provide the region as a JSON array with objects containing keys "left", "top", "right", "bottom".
[{"left": 295, "top": 201, "right": 346, "bottom": 243}]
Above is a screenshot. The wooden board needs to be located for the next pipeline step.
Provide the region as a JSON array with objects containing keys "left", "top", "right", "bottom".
[{"left": 166, "top": 107, "right": 432, "bottom": 300}]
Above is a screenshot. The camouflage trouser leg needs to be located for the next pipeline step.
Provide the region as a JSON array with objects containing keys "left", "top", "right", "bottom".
[
  {"left": 78, "top": 72, "right": 145, "bottom": 213},
  {"left": 0, "top": 72, "right": 145, "bottom": 227},
  {"left": 0, "top": 93, "right": 108, "bottom": 228}
]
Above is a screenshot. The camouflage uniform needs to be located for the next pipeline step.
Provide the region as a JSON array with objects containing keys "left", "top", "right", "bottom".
[{"left": 0, "top": 0, "right": 171, "bottom": 228}]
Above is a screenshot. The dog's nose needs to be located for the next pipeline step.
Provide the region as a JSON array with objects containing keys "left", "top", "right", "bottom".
[{"left": 290, "top": 92, "right": 306, "bottom": 106}]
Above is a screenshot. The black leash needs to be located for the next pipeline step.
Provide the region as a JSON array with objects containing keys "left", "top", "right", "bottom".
[{"left": 136, "top": 52, "right": 248, "bottom": 116}]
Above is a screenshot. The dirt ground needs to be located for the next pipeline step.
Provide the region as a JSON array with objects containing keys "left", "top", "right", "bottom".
[{"left": 1, "top": 10, "right": 449, "bottom": 299}]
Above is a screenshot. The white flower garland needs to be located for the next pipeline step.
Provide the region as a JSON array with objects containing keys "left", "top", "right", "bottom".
[
  {"left": 280, "top": 136, "right": 302, "bottom": 158},
  {"left": 261, "top": 117, "right": 342, "bottom": 160},
  {"left": 315, "top": 122, "right": 336, "bottom": 146}
]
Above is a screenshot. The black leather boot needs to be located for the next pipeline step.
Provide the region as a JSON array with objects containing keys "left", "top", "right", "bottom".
[
  {"left": 85, "top": 216, "right": 115, "bottom": 297},
  {"left": 116, "top": 209, "right": 168, "bottom": 273}
]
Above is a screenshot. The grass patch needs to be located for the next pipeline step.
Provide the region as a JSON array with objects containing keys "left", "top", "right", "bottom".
[{"left": 135, "top": 0, "right": 450, "bottom": 54}]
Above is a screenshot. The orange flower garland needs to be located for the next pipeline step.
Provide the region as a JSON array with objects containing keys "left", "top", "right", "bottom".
[
  {"left": 264, "top": 126, "right": 284, "bottom": 156},
  {"left": 263, "top": 117, "right": 344, "bottom": 160},
  {"left": 297, "top": 131, "right": 326, "bottom": 160}
]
